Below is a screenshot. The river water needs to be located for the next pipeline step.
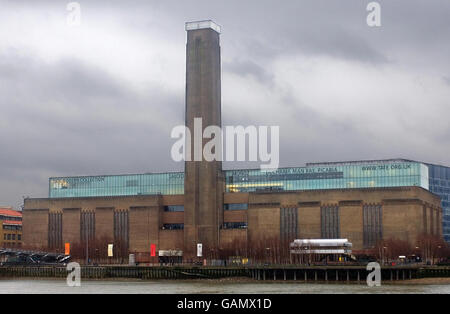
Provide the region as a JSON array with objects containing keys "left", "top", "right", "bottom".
[{"left": 0, "top": 279, "right": 449, "bottom": 294}]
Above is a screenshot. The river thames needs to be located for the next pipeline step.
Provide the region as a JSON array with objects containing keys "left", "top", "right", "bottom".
[{"left": 0, "top": 279, "right": 449, "bottom": 294}]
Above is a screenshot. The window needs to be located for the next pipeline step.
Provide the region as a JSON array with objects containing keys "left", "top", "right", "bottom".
[
  {"left": 363, "top": 204, "right": 383, "bottom": 248},
  {"left": 280, "top": 208, "right": 297, "bottom": 243},
  {"left": 321, "top": 205, "right": 340, "bottom": 239},
  {"left": 164, "top": 205, "right": 184, "bottom": 212},
  {"left": 3, "top": 225, "right": 21, "bottom": 231},
  {"left": 12, "top": 234, "right": 16, "bottom": 240},
  {"left": 114, "top": 210, "right": 129, "bottom": 251},
  {"left": 162, "top": 224, "right": 184, "bottom": 230},
  {"left": 18, "top": 234, "right": 21, "bottom": 241},
  {"left": 224, "top": 203, "right": 248, "bottom": 211},
  {"left": 81, "top": 211, "right": 95, "bottom": 243},
  {"left": 0, "top": 216, "right": 21, "bottom": 222},
  {"left": 223, "top": 222, "right": 247, "bottom": 229},
  {"left": 48, "top": 212, "right": 62, "bottom": 249}
]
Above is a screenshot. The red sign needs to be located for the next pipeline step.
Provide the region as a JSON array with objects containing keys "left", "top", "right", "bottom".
[{"left": 150, "top": 244, "right": 156, "bottom": 257}]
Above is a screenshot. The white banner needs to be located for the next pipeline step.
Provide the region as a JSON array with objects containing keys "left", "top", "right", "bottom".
[
  {"left": 108, "top": 244, "right": 113, "bottom": 257},
  {"left": 197, "top": 243, "right": 202, "bottom": 257}
]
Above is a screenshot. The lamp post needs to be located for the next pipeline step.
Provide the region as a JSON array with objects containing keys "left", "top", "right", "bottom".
[{"left": 437, "top": 246, "right": 442, "bottom": 264}]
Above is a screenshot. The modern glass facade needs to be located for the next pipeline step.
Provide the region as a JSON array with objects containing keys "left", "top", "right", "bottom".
[
  {"left": 427, "top": 164, "right": 450, "bottom": 242},
  {"left": 49, "top": 172, "right": 184, "bottom": 198},
  {"left": 224, "top": 162, "right": 428, "bottom": 193},
  {"left": 49, "top": 161, "right": 428, "bottom": 198},
  {"left": 49, "top": 160, "right": 450, "bottom": 242}
]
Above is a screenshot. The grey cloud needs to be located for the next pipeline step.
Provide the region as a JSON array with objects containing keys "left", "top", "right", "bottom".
[
  {"left": 0, "top": 52, "right": 183, "bottom": 207},
  {"left": 224, "top": 59, "right": 274, "bottom": 86},
  {"left": 1, "top": 0, "right": 450, "bottom": 209}
]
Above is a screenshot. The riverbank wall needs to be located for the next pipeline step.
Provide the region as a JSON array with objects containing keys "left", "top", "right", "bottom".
[{"left": 1, "top": 266, "right": 450, "bottom": 282}]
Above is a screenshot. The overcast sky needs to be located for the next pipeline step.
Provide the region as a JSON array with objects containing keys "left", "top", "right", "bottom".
[{"left": 1, "top": 0, "right": 450, "bottom": 209}]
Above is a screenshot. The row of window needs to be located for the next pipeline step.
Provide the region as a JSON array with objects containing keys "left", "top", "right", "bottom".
[
  {"left": 159, "top": 223, "right": 250, "bottom": 230},
  {"left": 162, "top": 224, "right": 184, "bottom": 230},
  {"left": 163, "top": 204, "right": 249, "bottom": 212},
  {"left": 223, "top": 222, "right": 248, "bottom": 229},
  {"left": 50, "top": 173, "right": 184, "bottom": 198},
  {"left": 164, "top": 205, "right": 185, "bottom": 212},
  {"left": 224, "top": 204, "right": 248, "bottom": 211},
  {"left": 431, "top": 179, "right": 450, "bottom": 187},
  {"left": 226, "top": 176, "right": 425, "bottom": 193},
  {"left": 430, "top": 186, "right": 450, "bottom": 195},
  {"left": 49, "top": 162, "right": 428, "bottom": 198},
  {"left": 0, "top": 216, "right": 21, "bottom": 221},
  {"left": 429, "top": 165, "right": 450, "bottom": 180},
  {"left": 3, "top": 225, "right": 22, "bottom": 231},
  {"left": 3, "top": 234, "right": 21, "bottom": 241}
]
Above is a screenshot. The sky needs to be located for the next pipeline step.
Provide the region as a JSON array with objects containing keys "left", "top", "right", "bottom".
[{"left": 1, "top": 0, "right": 449, "bottom": 209}]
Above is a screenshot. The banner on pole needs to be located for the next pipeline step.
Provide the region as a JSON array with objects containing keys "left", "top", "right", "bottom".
[
  {"left": 108, "top": 244, "right": 114, "bottom": 257},
  {"left": 151, "top": 244, "right": 156, "bottom": 257},
  {"left": 197, "top": 243, "right": 202, "bottom": 257},
  {"left": 65, "top": 243, "right": 70, "bottom": 255}
]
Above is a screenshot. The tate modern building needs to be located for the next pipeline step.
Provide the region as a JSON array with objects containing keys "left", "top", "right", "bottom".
[{"left": 22, "top": 21, "right": 448, "bottom": 262}]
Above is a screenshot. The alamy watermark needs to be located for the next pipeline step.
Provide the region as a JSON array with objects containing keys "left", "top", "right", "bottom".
[
  {"left": 366, "top": 262, "right": 382, "bottom": 287},
  {"left": 171, "top": 118, "right": 280, "bottom": 170},
  {"left": 367, "top": 2, "right": 381, "bottom": 27},
  {"left": 66, "top": 262, "right": 81, "bottom": 287},
  {"left": 66, "top": 2, "right": 81, "bottom": 27}
]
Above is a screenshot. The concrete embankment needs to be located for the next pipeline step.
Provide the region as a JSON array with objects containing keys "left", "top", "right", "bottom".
[{"left": 0, "top": 266, "right": 449, "bottom": 282}]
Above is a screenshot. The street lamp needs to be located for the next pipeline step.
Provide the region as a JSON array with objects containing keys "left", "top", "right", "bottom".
[
  {"left": 383, "top": 247, "right": 388, "bottom": 265},
  {"left": 415, "top": 247, "right": 421, "bottom": 263}
]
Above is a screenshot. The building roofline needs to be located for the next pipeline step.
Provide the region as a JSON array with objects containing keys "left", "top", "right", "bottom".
[
  {"left": 48, "top": 159, "right": 428, "bottom": 181},
  {"left": 185, "top": 20, "right": 221, "bottom": 33},
  {"left": 0, "top": 209, "right": 22, "bottom": 217},
  {"left": 306, "top": 158, "right": 450, "bottom": 168},
  {"left": 306, "top": 158, "right": 419, "bottom": 166},
  {"left": 25, "top": 185, "right": 441, "bottom": 203},
  {"left": 24, "top": 193, "right": 171, "bottom": 204},
  {"left": 49, "top": 170, "right": 184, "bottom": 180}
]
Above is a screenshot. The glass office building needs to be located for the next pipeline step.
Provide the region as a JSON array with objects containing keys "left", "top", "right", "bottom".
[
  {"left": 427, "top": 163, "right": 450, "bottom": 242},
  {"left": 49, "top": 160, "right": 428, "bottom": 198}
]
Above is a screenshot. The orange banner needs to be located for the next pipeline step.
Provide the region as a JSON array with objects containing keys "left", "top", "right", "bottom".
[{"left": 65, "top": 243, "right": 70, "bottom": 255}]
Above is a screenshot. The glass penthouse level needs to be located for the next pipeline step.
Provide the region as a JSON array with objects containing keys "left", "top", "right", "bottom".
[{"left": 49, "top": 161, "right": 428, "bottom": 198}]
